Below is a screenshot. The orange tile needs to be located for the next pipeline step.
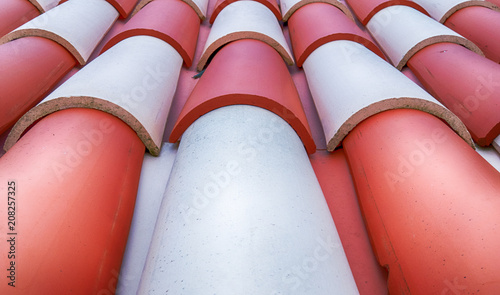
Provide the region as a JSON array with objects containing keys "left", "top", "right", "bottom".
[
  {"left": 344, "top": 109, "right": 500, "bottom": 294},
  {"left": 408, "top": 42, "right": 500, "bottom": 146},
  {"left": 0, "top": 108, "right": 145, "bottom": 293}
]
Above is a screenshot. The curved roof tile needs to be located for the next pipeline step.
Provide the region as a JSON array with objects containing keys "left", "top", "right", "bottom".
[
  {"left": 27, "top": 0, "right": 59, "bottom": 13},
  {"left": 0, "top": 36, "right": 76, "bottom": 135},
  {"left": 0, "top": 0, "right": 40, "bottom": 39},
  {"left": 366, "top": 5, "right": 483, "bottom": 70},
  {"left": 0, "top": 0, "right": 119, "bottom": 65},
  {"left": 345, "top": 0, "right": 428, "bottom": 25},
  {"left": 132, "top": 0, "right": 209, "bottom": 20},
  {"left": 408, "top": 42, "right": 500, "bottom": 146},
  {"left": 444, "top": 6, "right": 500, "bottom": 63},
  {"left": 302, "top": 40, "right": 474, "bottom": 151},
  {"left": 5, "top": 36, "right": 183, "bottom": 156},
  {"left": 412, "top": 0, "right": 498, "bottom": 23},
  {"left": 101, "top": 0, "right": 200, "bottom": 67},
  {"left": 281, "top": 0, "right": 354, "bottom": 22},
  {"left": 288, "top": 2, "right": 385, "bottom": 67},
  {"left": 197, "top": 1, "right": 294, "bottom": 71},
  {"left": 210, "top": 0, "right": 282, "bottom": 23},
  {"left": 170, "top": 39, "right": 316, "bottom": 154}
]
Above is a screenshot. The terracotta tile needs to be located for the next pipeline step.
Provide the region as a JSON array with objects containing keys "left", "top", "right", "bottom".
[
  {"left": 0, "top": 108, "right": 144, "bottom": 294},
  {"left": 280, "top": 0, "right": 354, "bottom": 22},
  {"left": 366, "top": 5, "right": 482, "bottom": 70},
  {"left": 197, "top": 0, "right": 294, "bottom": 71},
  {"left": 0, "top": 36, "right": 76, "bottom": 134},
  {"left": 170, "top": 39, "right": 316, "bottom": 154},
  {"left": 142, "top": 105, "right": 359, "bottom": 294},
  {"left": 345, "top": 0, "right": 428, "bottom": 25},
  {"left": 60, "top": 0, "right": 139, "bottom": 18},
  {"left": 5, "top": 36, "right": 183, "bottom": 156},
  {"left": 310, "top": 150, "right": 389, "bottom": 295},
  {"left": 133, "top": 0, "right": 209, "bottom": 20},
  {"left": 0, "top": 0, "right": 40, "bottom": 38},
  {"left": 412, "top": 0, "right": 497, "bottom": 23},
  {"left": 27, "top": 0, "right": 60, "bottom": 12},
  {"left": 408, "top": 42, "right": 500, "bottom": 146},
  {"left": 210, "top": 0, "right": 281, "bottom": 23},
  {"left": 0, "top": 0, "right": 119, "bottom": 65},
  {"left": 288, "top": 2, "right": 384, "bottom": 67},
  {"left": 101, "top": 0, "right": 200, "bottom": 67},
  {"left": 302, "top": 40, "right": 473, "bottom": 151},
  {"left": 445, "top": 6, "right": 500, "bottom": 63},
  {"left": 344, "top": 108, "right": 500, "bottom": 294}
]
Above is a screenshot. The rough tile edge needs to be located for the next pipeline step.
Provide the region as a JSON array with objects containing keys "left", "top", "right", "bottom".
[
  {"left": 131, "top": 0, "right": 206, "bottom": 20},
  {"left": 210, "top": 0, "right": 282, "bottom": 23},
  {"left": 438, "top": 1, "right": 499, "bottom": 23},
  {"left": 169, "top": 97, "right": 317, "bottom": 154},
  {"left": 0, "top": 28, "right": 84, "bottom": 65},
  {"left": 107, "top": 0, "right": 135, "bottom": 18},
  {"left": 101, "top": 29, "right": 195, "bottom": 67},
  {"left": 282, "top": 0, "right": 355, "bottom": 22},
  {"left": 4, "top": 97, "right": 160, "bottom": 156},
  {"left": 326, "top": 97, "right": 475, "bottom": 151},
  {"left": 197, "top": 32, "right": 294, "bottom": 71},
  {"left": 395, "top": 35, "right": 484, "bottom": 70},
  {"left": 362, "top": 1, "right": 429, "bottom": 25},
  {"left": 26, "top": 0, "right": 51, "bottom": 13},
  {"left": 296, "top": 34, "right": 385, "bottom": 67}
]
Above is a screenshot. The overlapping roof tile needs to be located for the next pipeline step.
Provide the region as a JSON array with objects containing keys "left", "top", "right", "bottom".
[{"left": 1, "top": 0, "right": 500, "bottom": 293}]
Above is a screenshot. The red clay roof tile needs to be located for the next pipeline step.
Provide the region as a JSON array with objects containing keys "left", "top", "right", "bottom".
[
  {"left": 0, "top": 36, "right": 76, "bottom": 134},
  {"left": 210, "top": 0, "right": 281, "bottom": 23},
  {"left": 170, "top": 39, "right": 316, "bottom": 153},
  {"left": 288, "top": 2, "right": 385, "bottom": 67},
  {"left": 197, "top": 0, "right": 294, "bottom": 71},
  {"left": 408, "top": 42, "right": 500, "bottom": 146},
  {"left": 0, "top": 0, "right": 40, "bottom": 38},
  {"left": 0, "top": 0, "right": 119, "bottom": 65},
  {"left": 444, "top": 6, "right": 500, "bottom": 63},
  {"left": 344, "top": 108, "right": 500, "bottom": 294},
  {"left": 101, "top": 0, "right": 200, "bottom": 67},
  {"left": 281, "top": 0, "right": 354, "bottom": 21},
  {"left": 5, "top": 36, "right": 184, "bottom": 156},
  {"left": 0, "top": 108, "right": 144, "bottom": 294},
  {"left": 345, "top": 0, "right": 428, "bottom": 25}
]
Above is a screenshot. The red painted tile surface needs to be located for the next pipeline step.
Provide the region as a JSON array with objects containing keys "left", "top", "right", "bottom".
[
  {"left": 0, "top": 108, "right": 145, "bottom": 294},
  {"left": 310, "top": 150, "right": 388, "bottom": 295},
  {"left": 408, "top": 42, "right": 500, "bottom": 146},
  {"left": 445, "top": 6, "right": 500, "bottom": 63},
  {"left": 61, "top": 0, "right": 138, "bottom": 18},
  {"left": 344, "top": 109, "right": 500, "bottom": 294},
  {"left": 0, "top": 0, "right": 40, "bottom": 39},
  {"left": 210, "top": 0, "right": 281, "bottom": 23},
  {"left": 101, "top": 0, "right": 200, "bottom": 67},
  {"left": 0, "top": 36, "right": 76, "bottom": 134},
  {"left": 170, "top": 39, "right": 316, "bottom": 154},
  {"left": 345, "top": 0, "right": 428, "bottom": 25},
  {"left": 288, "top": 2, "right": 384, "bottom": 67}
]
